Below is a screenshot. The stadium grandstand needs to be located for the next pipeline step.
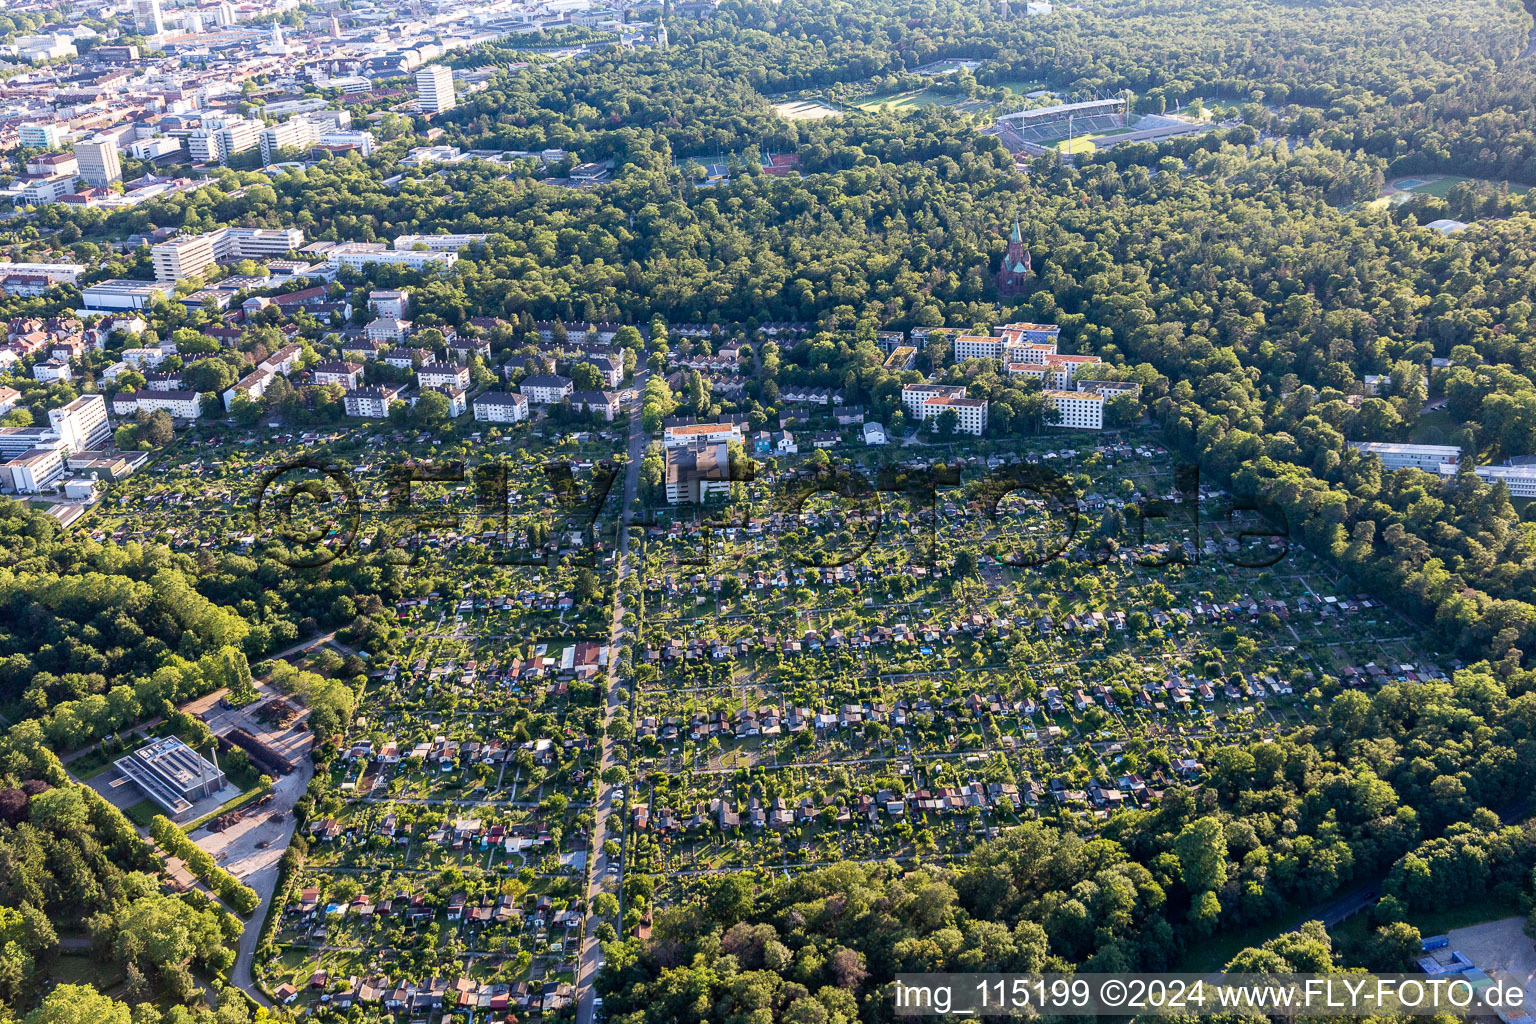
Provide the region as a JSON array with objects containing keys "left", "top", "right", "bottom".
[{"left": 987, "top": 96, "right": 1214, "bottom": 159}]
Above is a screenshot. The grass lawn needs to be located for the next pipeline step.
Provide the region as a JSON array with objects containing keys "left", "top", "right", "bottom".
[
  {"left": 124, "top": 799, "right": 158, "bottom": 828},
  {"left": 772, "top": 99, "right": 842, "bottom": 120},
  {"left": 53, "top": 952, "right": 125, "bottom": 991},
  {"left": 856, "top": 89, "right": 940, "bottom": 111},
  {"left": 997, "top": 79, "right": 1046, "bottom": 95},
  {"left": 1405, "top": 175, "right": 1472, "bottom": 198},
  {"left": 1410, "top": 409, "right": 1463, "bottom": 444}
]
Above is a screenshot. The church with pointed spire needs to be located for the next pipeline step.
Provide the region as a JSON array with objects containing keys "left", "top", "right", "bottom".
[{"left": 995, "top": 216, "right": 1033, "bottom": 296}]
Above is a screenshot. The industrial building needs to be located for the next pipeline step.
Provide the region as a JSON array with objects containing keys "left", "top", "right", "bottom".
[{"left": 113, "top": 736, "right": 226, "bottom": 820}]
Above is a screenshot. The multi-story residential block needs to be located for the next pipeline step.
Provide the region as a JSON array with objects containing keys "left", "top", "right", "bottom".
[
  {"left": 342, "top": 384, "right": 403, "bottom": 418},
  {"left": 312, "top": 361, "right": 364, "bottom": 387},
  {"left": 472, "top": 391, "right": 529, "bottom": 424},
  {"left": 418, "top": 362, "right": 469, "bottom": 390},
  {"left": 901, "top": 383, "right": 987, "bottom": 435},
  {"left": 369, "top": 290, "right": 410, "bottom": 319},
  {"left": 520, "top": 374, "right": 574, "bottom": 405},
  {"left": 1043, "top": 389, "right": 1105, "bottom": 430},
  {"left": 112, "top": 390, "right": 205, "bottom": 419},
  {"left": 364, "top": 317, "right": 410, "bottom": 343}
]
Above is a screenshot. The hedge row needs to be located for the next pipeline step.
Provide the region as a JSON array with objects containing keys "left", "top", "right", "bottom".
[{"left": 150, "top": 814, "right": 261, "bottom": 915}]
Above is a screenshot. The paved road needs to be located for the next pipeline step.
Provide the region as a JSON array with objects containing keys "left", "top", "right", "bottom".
[{"left": 576, "top": 370, "right": 647, "bottom": 1024}]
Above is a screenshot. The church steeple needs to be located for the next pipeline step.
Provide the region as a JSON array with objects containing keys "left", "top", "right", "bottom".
[{"left": 997, "top": 214, "right": 1034, "bottom": 296}]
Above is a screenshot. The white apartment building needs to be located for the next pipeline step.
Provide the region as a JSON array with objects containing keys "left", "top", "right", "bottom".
[
  {"left": 663, "top": 421, "right": 743, "bottom": 448},
  {"left": 472, "top": 391, "right": 529, "bottom": 424},
  {"left": 1008, "top": 354, "right": 1102, "bottom": 390},
  {"left": 369, "top": 290, "right": 409, "bottom": 319},
  {"left": 113, "top": 390, "right": 205, "bottom": 419},
  {"left": 393, "top": 234, "right": 488, "bottom": 251},
  {"left": 520, "top": 374, "right": 574, "bottom": 405},
  {"left": 418, "top": 362, "right": 469, "bottom": 389},
  {"left": 426, "top": 386, "right": 467, "bottom": 417},
  {"left": 48, "top": 395, "right": 110, "bottom": 452},
  {"left": 72, "top": 137, "right": 122, "bottom": 187},
  {"left": 416, "top": 65, "right": 457, "bottom": 115},
  {"left": 324, "top": 245, "right": 459, "bottom": 273},
  {"left": 364, "top": 317, "right": 410, "bottom": 343},
  {"left": 343, "top": 384, "right": 403, "bottom": 418},
  {"left": 33, "top": 360, "right": 72, "bottom": 383},
  {"left": 1349, "top": 442, "right": 1462, "bottom": 472},
  {"left": 1044, "top": 389, "right": 1105, "bottom": 430},
  {"left": 901, "top": 382, "right": 966, "bottom": 417},
  {"left": 150, "top": 227, "right": 305, "bottom": 282},
  {"left": 312, "top": 361, "right": 364, "bottom": 387}
]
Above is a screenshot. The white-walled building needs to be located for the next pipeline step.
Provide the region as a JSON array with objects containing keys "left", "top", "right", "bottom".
[
  {"left": 1043, "top": 389, "right": 1105, "bottom": 430},
  {"left": 150, "top": 228, "right": 304, "bottom": 282},
  {"left": 472, "top": 391, "right": 528, "bottom": 424},
  {"left": 416, "top": 65, "right": 457, "bottom": 115},
  {"left": 520, "top": 374, "right": 574, "bottom": 405},
  {"left": 112, "top": 390, "right": 204, "bottom": 419},
  {"left": 48, "top": 395, "right": 110, "bottom": 452},
  {"left": 343, "top": 384, "right": 403, "bottom": 418},
  {"left": 418, "top": 362, "right": 470, "bottom": 390},
  {"left": 1350, "top": 442, "right": 1462, "bottom": 472},
  {"left": 663, "top": 421, "right": 743, "bottom": 448}
]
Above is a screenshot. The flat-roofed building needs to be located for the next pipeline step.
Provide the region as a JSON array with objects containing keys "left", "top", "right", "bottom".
[
  {"left": 663, "top": 420, "right": 742, "bottom": 448},
  {"left": 1350, "top": 442, "right": 1462, "bottom": 472},
  {"left": 0, "top": 446, "right": 64, "bottom": 493},
  {"left": 1044, "top": 389, "right": 1104, "bottom": 430},
  {"left": 324, "top": 245, "right": 458, "bottom": 273},
  {"left": 81, "top": 279, "right": 171, "bottom": 311},
  {"left": 151, "top": 228, "right": 304, "bottom": 282},
  {"left": 1439, "top": 462, "right": 1536, "bottom": 498},
  {"left": 48, "top": 394, "right": 110, "bottom": 453},
  {"left": 665, "top": 441, "right": 732, "bottom": 504},
  {"left": 901, "top": 382, "right": 990, "bottom": 435},
  {"left": 73, "top": 137, "right": 122, "bottom": 187},
  {"left": 113, "top": 735, "right": 226, "bottom": 821},
  {"left": 393, "top": 233, "right": 486, "bottom": 251}
]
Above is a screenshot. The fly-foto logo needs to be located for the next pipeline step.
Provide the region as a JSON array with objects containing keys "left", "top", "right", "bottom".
[{"left": 248, "top": 455, "right": 1290, "bottom": 572}]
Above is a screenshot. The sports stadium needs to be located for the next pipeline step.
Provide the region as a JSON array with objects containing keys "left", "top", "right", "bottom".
[{"left": 988, "top": 97, "right": 1213, "bottom": 158}]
